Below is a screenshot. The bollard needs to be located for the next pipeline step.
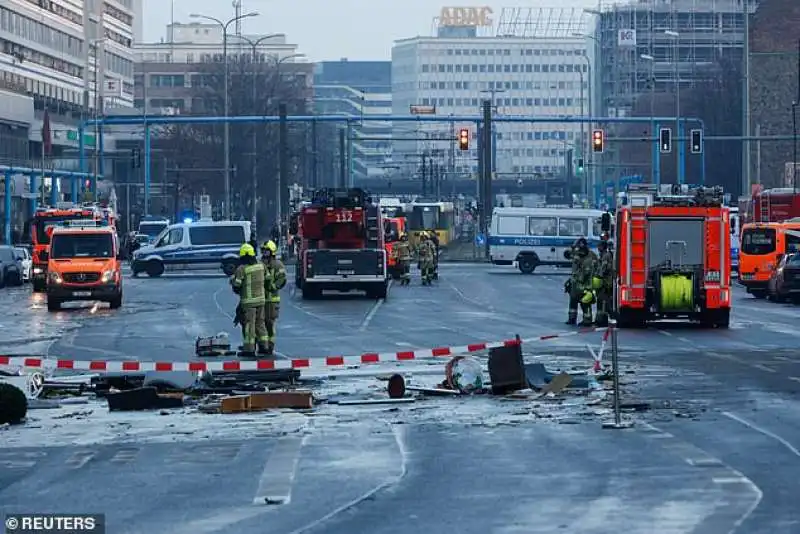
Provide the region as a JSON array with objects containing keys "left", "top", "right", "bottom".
[{"left": 602, "top": 318, "right": 632, "bottom": 429}]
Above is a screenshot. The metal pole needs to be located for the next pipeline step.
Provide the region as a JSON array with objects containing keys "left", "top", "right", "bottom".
[
  {"left": 742, "top": 2, "right": 751, "bottom": 197},
  {"left": 579, "top": 68, "right": 585, "bottom": 198},
  {"left": 251, "top": 44, "right": 258, "bottom": 228},
  {"left": 126, "top": 183, "right": 131, "bottom": 234},
  {"left": 3, "top": 171, "right": 11, "bottom": 244},
  {"left": 223, "top": 29, "right": 230, "bottom": 220},
  {"left": 482, "top": 99, "right": 492, "bottom": 259},
  {"left": 755, "top": 123, "right": 762, "bottom": 185},
  {"left": 674, "top": 40, "right": 681, "bottom": 184},
  {"left": 312, "top": 120, "right": 318, "bottom": 188},
  {"left": 144, "top": 123, "right": 151, "bottom": 216},
  {"left": 793, "top": 103, "right": 797, "bottom": 193},
  {"left": 611, "top": 321, "right": 621, "bottom": 426},
  {"left": 339, "top": 127, "right": 346, "bottom": 188},
  {"left": 587, "top": 63, "right": 593, "bottom": 202},
  {"left": 278, "top": 103, "right": 287, "bottom": 228}
]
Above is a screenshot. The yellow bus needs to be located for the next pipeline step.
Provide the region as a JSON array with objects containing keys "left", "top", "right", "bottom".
[{"left": 406, "top": 201, "right": 456, "bottom": 247}]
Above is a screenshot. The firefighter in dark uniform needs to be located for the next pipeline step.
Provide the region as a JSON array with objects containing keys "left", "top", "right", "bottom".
[
  {"left": 428, "top": 231, "right": 440, "bottom": 279},
  {"left": 593, "top": 237, "right": 614, "bottom": 327},
  {"left": 564, "top": 237, "right": 598, "bottom": 326}
]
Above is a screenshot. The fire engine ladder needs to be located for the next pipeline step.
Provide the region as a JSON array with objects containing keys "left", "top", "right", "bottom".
[
  {"left": 365, "top": 205, "right": 381, "bottom": 249},
  {"left": 759, "top": 193, "right": 771, "bottom": 222},
  {"left": 628, "top": 207, "right": 648, "bottom": 299}
]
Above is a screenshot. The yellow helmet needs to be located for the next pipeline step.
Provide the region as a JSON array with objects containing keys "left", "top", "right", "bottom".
[
  {"left": 261, "top": 240, "right": 278, "bottom": 254},
  {"left": 239, "top": 243, "right": 256, "bottom": 257}
]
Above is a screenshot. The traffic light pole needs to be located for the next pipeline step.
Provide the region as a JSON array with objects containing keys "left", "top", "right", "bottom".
[{"left": 481, "top": 100, "right": 492, "bottom": 259}]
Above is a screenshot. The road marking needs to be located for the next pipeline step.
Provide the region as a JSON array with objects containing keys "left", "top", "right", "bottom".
[
  {"left": 788, "top": 376, "right": 800, "bottom": 384},
  {"left": 110, "top": 448, "right": 139, "bottom": 464},
  {"left": 723, "top": 412, "right": 800, "bottom": 459},
  {"left": 358, "top": 281, "right": 391, "bottom": 332},
  {"left": 752, "top": 364, "right": 776, "bottom": 373},
  {"left": 713, "top": 477, "right": 751, "bottom": 485},
  {"left": 395, "top": 341, "right": 413, "bottom": 347},
  {"left": 677, "top": 336, "right": 692, "bottom": 344},
  {"left": 686, "top": 458, "right": 724, "bottom": 467},
  {"left": 65, "top": 451, "right": 95, "bottom": 469},
  {"left": 658, "top": 330, "right": 674, "bottom": 337},
  {"left": 253, "top": 434, "right": 307, "bottom": 505},
  {"left": 213, "top": 287, "right": 234, "bottom": 321}
]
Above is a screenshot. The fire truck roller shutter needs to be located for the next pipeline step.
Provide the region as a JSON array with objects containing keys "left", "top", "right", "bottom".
[{"left": 659, "top": 274, "right": 694, "bottom": 311}]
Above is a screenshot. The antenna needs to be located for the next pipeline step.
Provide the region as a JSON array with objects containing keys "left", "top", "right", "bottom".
[{"left": 233, "top": 0, "right": 242, "bottom": 36}]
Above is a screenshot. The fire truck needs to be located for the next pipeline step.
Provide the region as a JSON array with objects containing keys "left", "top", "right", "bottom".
[
  {"left": 615, "top": 184, "right": 731, "bottom": 328},
  {"left": 742, "top": 187, "right": 800, "bottom": 225},
  {"left": 28, "top": 203, "right": 106, "bottom": 292},
  {"left": 291, "top": 188, "right": 389, "bottom": 299}
]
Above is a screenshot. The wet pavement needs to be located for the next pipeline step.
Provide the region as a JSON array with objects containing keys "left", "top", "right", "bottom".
[{"left": 1, "top": 264, "right": 800, "bottom": 532}]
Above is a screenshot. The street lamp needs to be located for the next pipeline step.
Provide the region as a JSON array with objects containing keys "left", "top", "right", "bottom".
[
  {"left": 235, "top": 34, "right": 281, "bottom": 229},
  {"left": 640, "top": 54, "right": 656, "bottom": 182},
  {"left": 90, "top": 37, "right": 106, "bottom": 199},
  {"left": 665, "top": 30, "right": 681, "bottom": 181},
  {"left": 190, "top": 10, "right": 259, "bottom": 220},
  {"left": 573, "top": 32, "right": 596, "bottom": 200}
]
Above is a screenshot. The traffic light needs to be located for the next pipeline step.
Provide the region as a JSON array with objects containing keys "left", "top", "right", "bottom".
[
  {"left": 84, "top": 179, "right": 91, "bottom": 189},
  {"left": 690, "top": 129, "right": 703, "bottom": 154},
  {"left": 660, "top": 128, "right": 672, "bottom": 153},
  {"left": 591, "top": 130, "right": 604, "bottom": 153},
  {"left": 458, "top": 128, "right": 469, "bottom": 151},
  {"left": 577, "top": 158, "right": 585, "bottom": 174},
  {"left": 131, "top": 148, "right": 141, "bottom": 169}
]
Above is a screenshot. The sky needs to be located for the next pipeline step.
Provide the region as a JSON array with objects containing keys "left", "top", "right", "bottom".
[{"left": 142, "top": 0, "right": 601, "bottom": 62}]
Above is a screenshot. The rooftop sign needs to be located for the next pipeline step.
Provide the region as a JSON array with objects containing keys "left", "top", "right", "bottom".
[{"left": 439, "top": 7, "right": 493, "bottom": 27}]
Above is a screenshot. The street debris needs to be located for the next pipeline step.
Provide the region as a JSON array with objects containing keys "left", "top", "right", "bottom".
[
  {"left": 195, "top": 332, "right": 236, "bottom": 357},
  {"left": 1, "top": 338, "right": 645, "bottom": 448},
  {"left": 0, "top": 382, "right": 28, "bottom": 424}
]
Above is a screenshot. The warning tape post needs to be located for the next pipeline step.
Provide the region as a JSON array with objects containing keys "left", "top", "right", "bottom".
[{"left": 0, "top": 327, "right": 608, "bottom": 374}]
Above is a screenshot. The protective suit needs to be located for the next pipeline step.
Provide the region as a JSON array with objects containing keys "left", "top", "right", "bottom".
[
  {"left": 429, "top": 231, "right": 440, "bottom": 280},
  {"left": 593, "top": 240, "right": 614, "bottom": 327},
  {"left": 564, "top": 237, "right": 598, "bottom": 326},
  {"left": 418, "top": 233, "right": 436, "bottom": 286},
  {"left": 230, "top": 244, "right": 268, "bottom": 355},
  {"left": 261, "top": 240, "right": 287, "bottom": 355},
  {"left": 394, "top": 234, "right": 412, "bottom": 285}
]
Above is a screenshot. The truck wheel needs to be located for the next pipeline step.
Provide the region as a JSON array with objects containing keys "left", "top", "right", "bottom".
[
  {"left": 750, "top": 289, "right": 767, "bottom": 299},
  {"left": 517, "top": 255, "right": 538, "bottom": 274},
  {"left": 222, "top": 260, "right": 238, "bottom": 276},
  {"left": 146, "top": 261, "right": 164, "bottom": 278},
  {"left": 47, "top": 298, "right": 61, "bottom": 312},
  {"left": 108, "top": 294, "right": 123, "bottom": 309},
  {"left": 368, "top": 282, "right": 388, "bottom": 299},
  {"left": 32, "top": 281, "right": 45, "bottom": 293},
  {"left": 616, "top": 309, "right": 645, "bottom": 329},
  {"left": 716, "top": 309, "right": 730, "bottom": 328}
]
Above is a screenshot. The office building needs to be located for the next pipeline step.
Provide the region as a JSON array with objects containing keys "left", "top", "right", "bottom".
[
  {"left": 314, "top": 60, "right": 392, "bottom": 182},
  {"left": 391, "top": 7, "right": 591, "bottom": 181}
]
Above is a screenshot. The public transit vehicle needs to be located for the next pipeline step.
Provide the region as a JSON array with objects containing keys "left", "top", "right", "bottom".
[
  {"left": 406, "top": 201, "right": 456, "bottom": 248},
  {"left": 739, "top": 219, "right": 800, "bottom": 298}
]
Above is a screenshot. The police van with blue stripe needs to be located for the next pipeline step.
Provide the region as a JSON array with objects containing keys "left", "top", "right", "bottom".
[
  {"left": 489, "top": 207, "right": 608, "bottom": 274},
  {"left": 131, "top": 220, "right": 251, "bottom": 277}
]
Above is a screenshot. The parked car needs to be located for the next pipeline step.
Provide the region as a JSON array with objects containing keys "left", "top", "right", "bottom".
[
  {"left": 14, "top": 247, "right": 32, "bottom": 283},
  {"left": 0, "top": 246, "right": 23, "bottom": 287},
  {"left": 767, "top": 252, "right": 800, "bottom": 303}
]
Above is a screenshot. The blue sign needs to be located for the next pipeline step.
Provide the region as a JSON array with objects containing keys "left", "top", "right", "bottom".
[{"left": 475, "top": 233, "right": 486, "bottom": 246}]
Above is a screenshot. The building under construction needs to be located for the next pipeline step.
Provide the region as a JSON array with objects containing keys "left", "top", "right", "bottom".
[{"left": 591, "top": 0, "right": 757, "bottom": 188}]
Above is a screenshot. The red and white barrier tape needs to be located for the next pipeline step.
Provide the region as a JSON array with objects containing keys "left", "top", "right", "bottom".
[{"left": 0, "top": 327, "right": 608, "bottom": 373}]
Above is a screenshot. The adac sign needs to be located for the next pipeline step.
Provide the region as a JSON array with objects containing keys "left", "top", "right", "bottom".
[{"left": 440, "top": 6, "right": 493, "bottom": 27}]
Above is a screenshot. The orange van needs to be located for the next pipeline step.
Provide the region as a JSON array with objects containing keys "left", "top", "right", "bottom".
[
  {"left": 384, "top": 217, "right": 407, "bottom": 279},
  {"left": 46, "top": 221, "right": 123, "bottom": 312},
  {"left": 739, "top": 221, "right": 800, "bottom": 298}
]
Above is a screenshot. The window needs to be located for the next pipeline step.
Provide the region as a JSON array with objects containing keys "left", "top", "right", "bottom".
[
  {"left": 167, "top": 228, "right": 184, "bottom": 245},
  {"left": 559, "top": 218, "right": 588, "bottom": 237},
  {"left": 787, "top": 232, "right": 800, "bottom": 254},
  {"left": 189, "top": 225, "right": 246, "bottom": 246},
  {"left": 139, "top": 222, "right": 168, "bottom": 238},
  {"left": 741, "top": 228, "right": 776, "bottom": 255},
  {"left": 528, "top": 217, "right": 557, "bottom": 236},
  {"left": 51, "top": 234, "right": 113, "bottom": 259},
  {"left": 0, "top": 247, "right": 14, "bottom": 263},
  {"left": 787, "top": 254, "right": 800, "bottom": 266},
  {"left": 497, "top": 216, "right": 526, "bottom": 235}
]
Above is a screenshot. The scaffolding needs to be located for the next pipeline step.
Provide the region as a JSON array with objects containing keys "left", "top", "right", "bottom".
[{"left": 496, "top": 7, "right": 592, "bottom": 39}]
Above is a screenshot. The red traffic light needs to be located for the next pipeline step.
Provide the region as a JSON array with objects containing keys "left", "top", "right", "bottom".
[
  {"left": 592, "top": 129, "right": 604, "bottom": 153},
  {"left": 84, "top": 179, "right": 91, "bottom": 188},
  {"left": 458, "top": 128, "right": 469, "bottom": 150}
]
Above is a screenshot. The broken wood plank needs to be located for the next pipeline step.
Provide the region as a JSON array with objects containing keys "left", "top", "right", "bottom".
[
  {"left": 249, "top": 390, "right": 313, "bottom": 411},
  {"left": 220, "top": 395, "right": 251, "bottom": 414}
]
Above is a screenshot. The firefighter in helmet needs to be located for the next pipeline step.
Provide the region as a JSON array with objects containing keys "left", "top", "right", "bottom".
[
  {"left": 564, "top": 237, "right": 598, "bottom": 326},
  {"left": 260, "top": 240, "right": 287, "bottom": 355},
  {"left": 230, "top": 243, "right": 269, "bottom": 356}
]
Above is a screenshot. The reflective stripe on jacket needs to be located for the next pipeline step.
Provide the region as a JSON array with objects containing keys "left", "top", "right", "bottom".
[
  {"left": 232, "top": 263, "right": 267, "bottom": 307},
  {"left": 264, "top": 258, "right": 287, "bottom": 303}
]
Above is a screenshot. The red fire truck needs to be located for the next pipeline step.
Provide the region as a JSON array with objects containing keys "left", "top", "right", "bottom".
[
  {"left": 615, "top": 184, "right": 732, "bottom": 328},
  {"left": 742, "top": 187, "right": 800, "bottom": 225},
  {"left": 29, "top": 204, "right": 104, "bottom": 292},
  {"left": 290, "top": 188, "right": 389, "bottom": 299}
]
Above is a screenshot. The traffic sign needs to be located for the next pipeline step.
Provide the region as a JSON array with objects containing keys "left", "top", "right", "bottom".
[{"left": 475, "top": 233, "right": 486, "bottom": 246}]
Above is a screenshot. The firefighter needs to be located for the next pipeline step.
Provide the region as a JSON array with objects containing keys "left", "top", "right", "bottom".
[
  {"left": 418, "top": 233, "right": 436, "bottom": 286},
  {"left": 394, "top": 233, "right": 412, "bottom": 285},
  {"left": 230, "top": 243, "right": 269, "bottom": 356},
  {"left": 564, "top": 237, "right": 598, "bottom": 326},
  {"left": 428, "top": 231, "right": 440, "bottom": 280},
  {"left": 593, "top": 239, "right": 614, "bottom": 327},
  {"left": 260, "top": 240, "right": 287, "bottom": 355}
]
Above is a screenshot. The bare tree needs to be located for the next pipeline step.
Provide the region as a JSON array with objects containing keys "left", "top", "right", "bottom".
[
  {"left": 617, "top": 58, "right": 743, "bottom": 193},
  {"left": 156, "top": 57, "right": 336, "bottom": 231}
]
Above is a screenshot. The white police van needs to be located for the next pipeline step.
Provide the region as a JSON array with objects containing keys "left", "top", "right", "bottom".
[
  {"left": 489, "top": 207, "right": 607, "bottom": 274},
  {"left": 131, "top": 220, "right": 251, "bottom": 277}
]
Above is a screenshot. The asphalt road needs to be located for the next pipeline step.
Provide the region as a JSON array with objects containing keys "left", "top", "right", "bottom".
[{"left": 2, "top": 263, "right": 800, "bottom": 533}]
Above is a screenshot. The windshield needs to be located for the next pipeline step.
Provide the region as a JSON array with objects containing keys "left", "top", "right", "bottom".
[
  {"left": 51, "top": 234, "right": 114, "bottom": 259},
  {"left": 409, "top": 207, "right": 440, "bottom": 231},
  {"left": 787, "top": 254, "right": 800, "bottom": 266},
  {"left": 742, "top": 228, "right": 776, "bottom": 255},
  {"left": 139, "top": 222, "right": 168, "bottom": 237},
  {"left": 0, "top": 247, "right": 15, "bottom": 262}
]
